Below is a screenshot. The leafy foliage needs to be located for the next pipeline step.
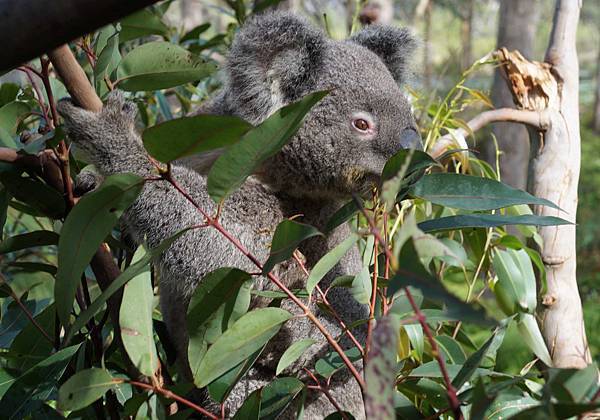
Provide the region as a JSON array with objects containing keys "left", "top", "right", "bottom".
[{"left": 0, "top": 2, "right": 596, "bottom": 420}]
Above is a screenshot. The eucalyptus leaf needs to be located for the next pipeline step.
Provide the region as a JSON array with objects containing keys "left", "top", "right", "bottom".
[
  {"left": 58, "top": 368, "right": 118, "bottom": 411},
  {"left": 411, "top": 173, "right": 561, "bottom": 211},
  {"left": 263, "top": 220, "right": 322, "bottom": 274},
  {"left": 0, "top": 231, "right": 59, "bottom": 254},
  {"left": 207, "top": 91, "right": 328, "bottom": 202},
  {"left": 307, "top": 233, "right": 358, "bottom": 294},
  {"left": 117, "top": 42, "right": 216, "bottom": 91},
  {"left": 143, "top": 114, "right": 252, "bottom": 163},
  {"left": 275, "top": 338, "right": 317, "bottom": 375},
  {"left": 418, "top": 214, "right": 570, "bottom": 233},
  {"left": 55, "top": 173, "right": 143, "bottom": 326},
  {"left": 196, "top": 308, "right": 292, "bottom": 387}
]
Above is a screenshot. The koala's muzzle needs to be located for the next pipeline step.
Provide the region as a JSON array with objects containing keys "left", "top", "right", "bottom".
[{"left": 400, "top": 127, "right": 423, "bottom": 150}]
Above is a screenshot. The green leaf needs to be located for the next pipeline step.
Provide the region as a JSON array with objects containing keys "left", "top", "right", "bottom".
[
  {"left": 0, "top": 231, "right": 59, "bottom": 254},
  {"left": 404, "top": 323, "right": 424, "bottom": 360},
  {"left": 324, "top": 200, "right": 360, "bottom": 233},
  {"left": 381, "top": 149, "right": 438, "bottom": 181},
  {"left": 94, "top": 29, "right": 120, "bottom": 88},
  {"left": 207, "top": 91, "right": 328, "bottom": 202},
  {"left": 486, "top": 396, "right": 539, "bottom": 420},
  {"left": 492, "top": 249, "right": 537, "bottom": 315},
  {"left": 58, "top": 368, "right": 118, "bottom": 411},
  {"left": 410, "top": 361, "right": 502, "bottom": 380},
  {"left": 388, "top": 239, "right": 492, "bottom": 326},
  {"left": 117, "top": 42, "right": 216, "bottom": 91},
  {"left": 0, "top": 101, "right": 30, "bottom": 134},
  {"left": 55, "top": 173, "right": 143, "bottom": 326},
  {"left": 196, "top": 307, "right": 292, "bottom": 387},
  {"left": 418, "top": 214, "right": 571, "bottom": 232},
  {"left": 0, "top": 83, "right": 20, "bottom": 107},
  {"left": 208, "top": 346, "right": 266, "bottom": 403},
  {"left": 143, "top": 114, "right": 252, "bottom": 163},
  {"left": 9, "top": 304, "right": 56, "bottom": 372},
  {"left": 452, "top": 322, "right": 508, "bottom": 390},
  {"left": 119, "top": 263, "right": 158, "bottom": 377},
  {"left": 275, "top": 338, "right": 317, "bottom": 375},
  {"left": 516, "top": 313, "right": 552, "bottom": 366},
  {"left": 307, "top": 233, "right": 358, "bottom": 294},
  {"left": 64, "top": 229, "right": 188, "bottom": 345},
  {"left": 0, "top": 172, "right": 65, "bottom": 219},
  {"left": 435, "top": 336, "right": 467, "bottom": 364},
  {"left": 315, "top": 347, "right": 362, "bottom": 379},
  {"left": 351, "top": 265, "right": 372, "bottom": 305},
  {"left": 181, "top": 23, "right": 211, "bottom": 43},
  {"left": 119, "top": 9, "right": 169, "bottom": 43},
  {"left": 233, "top": 389, "right": 261, "bottom": 419},
  {"left": 259, "top": 377, "right": 304, "bottom": 419},
  {"left": 364, "top": 316, "right": 400, "bottom": 420},
  {"left": 546, "top": 364, "right": 599, "bottom": 403},
  {"left": 263, "top": 220, "right": 322, "bottom": 274},
  {"left": 410, "top": 173, "right": 561, "bottom": 211},
  {"left": 187, "top": 268, "right": 251, "bottom": 386},
  {"left": 0, "top": 344, "right": 80, "bottom": 419}
]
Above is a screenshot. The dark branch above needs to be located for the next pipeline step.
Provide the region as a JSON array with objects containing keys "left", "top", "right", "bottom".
[{"left": 0, "top": 0, "right": 160, "bottom": 72}]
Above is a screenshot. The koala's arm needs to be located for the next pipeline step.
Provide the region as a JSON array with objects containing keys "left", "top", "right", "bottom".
[{"left": 58, "top": 92, "right": 221, "bottom": 293}]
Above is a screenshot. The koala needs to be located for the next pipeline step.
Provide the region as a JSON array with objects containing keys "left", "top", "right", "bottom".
[{"left": 58, "top": 12, "right": 419, "bottom": 419}]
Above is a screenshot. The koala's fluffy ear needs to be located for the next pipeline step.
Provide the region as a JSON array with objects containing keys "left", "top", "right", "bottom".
[
  {"left": 226, "top": 12, "right": 326, "bottom": 124},
  {"left": 350, "top": 26, "right": 417, "bottom": 85}
]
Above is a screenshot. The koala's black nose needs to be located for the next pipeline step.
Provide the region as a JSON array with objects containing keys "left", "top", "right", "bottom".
[{"left": 400, "top": 127, "right": 423, "bottom": 150}]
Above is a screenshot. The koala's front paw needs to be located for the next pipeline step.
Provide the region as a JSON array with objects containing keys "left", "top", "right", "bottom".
[
  {"left": 73, "top": 166, "right": 104, "bottom": 197},
  {"left": 101, "top": 90, "right": 138, "bottom": 125}
]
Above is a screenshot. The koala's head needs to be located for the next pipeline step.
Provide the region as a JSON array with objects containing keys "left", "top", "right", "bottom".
[{"left": 223, "top": 12, "right": 419, "bottom": 198}]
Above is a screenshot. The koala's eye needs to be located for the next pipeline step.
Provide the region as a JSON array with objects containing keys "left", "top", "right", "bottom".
[{"left": 353, "top": 119, "right": 370, "bottom": 132}]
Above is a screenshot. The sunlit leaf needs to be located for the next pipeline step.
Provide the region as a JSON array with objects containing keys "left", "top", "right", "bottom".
[
  {"left": 119, "top": 9, "right": 169, "bottom": 43},
  {"left": 492, "top": 249, "right": 537, "bottom": 315},
  {"left": 516, "top": 313, "right": 552, "bottom": 366},
  {"left": 117, "top": 42, "right": 216, "bottom": 91},
  {"left": 315, "top": 347, "right": 362, "bottom": 379}
]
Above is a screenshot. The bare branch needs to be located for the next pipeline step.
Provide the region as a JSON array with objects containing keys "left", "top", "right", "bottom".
[
  {"left": 0, "top": 0, "right": 161, "bottom": 72},
  {"left": 429, "top": 107, "right": 550, "bottom": 159}
]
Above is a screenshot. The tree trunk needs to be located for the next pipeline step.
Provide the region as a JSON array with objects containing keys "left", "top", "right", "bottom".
[
  {"left": 535, "top": 0, "right": 590, "bottom": 368},
  {"left": 592, "top": 46, "right": 600, "bottom": 134},
  {"left": 482, "top": 0, "right": 539, "bottom": 190},
  {"left": 460, "top": 0, "right": 474, "bottom": 71},
  {"left": 420, "top": 0, "right": 433, "bottom": 93}
]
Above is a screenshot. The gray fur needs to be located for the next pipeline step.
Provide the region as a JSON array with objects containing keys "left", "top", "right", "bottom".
[{"left": 58, "top": 11, "right": 419, "bottom": 418}]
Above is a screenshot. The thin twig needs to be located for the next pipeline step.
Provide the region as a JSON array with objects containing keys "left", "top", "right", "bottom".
[
  {"left": 162, "top": 170, "right": 366, "bottom": 390},
  {"left": 127, "top": 380, "right": 219, "bottom": 419},
  {"left": 293, "top": 252, "right": 365, "bottom": 355},
  {"left": 355, "top": 200, "right": 463, "bottom": 419}
]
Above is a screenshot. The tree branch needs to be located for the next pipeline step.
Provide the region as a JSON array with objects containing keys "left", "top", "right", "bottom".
[
  {"left": 429, "top": 107, "right": 550, "bottom": 159},
  {"left": 0, "top": 0, "right": 161, "bottom": 72}
]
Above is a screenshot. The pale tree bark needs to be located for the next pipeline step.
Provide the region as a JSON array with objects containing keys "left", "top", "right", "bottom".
[
  {"left": 482, "top": 0, "right": 540, "bottom": 190},
  {"left": 416, "top": 0, "right": 433, "bottom": 92},
  {"left": 534, "top": 0, "right": 590, "bottom": 368}
]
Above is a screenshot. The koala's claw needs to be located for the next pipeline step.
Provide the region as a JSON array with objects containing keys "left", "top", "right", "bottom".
[{"left": 74, "top": 167, "right": 103, "bottom": 196}]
